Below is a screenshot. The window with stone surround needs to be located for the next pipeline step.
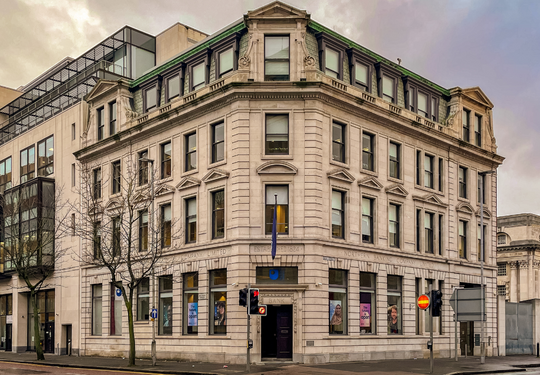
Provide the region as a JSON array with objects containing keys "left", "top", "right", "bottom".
[
  {"left": 348, "top": 49, "right": 375, "bottom": 92},
  {"left": 362, "top": 197, "right": 374, "bottom": 243},
  {"left": 362, "top": 132, "right": 374, "bottom": 171},
  {"left": 459, "top": 220, "right": 467, "bottom": 259},
  {"left": 332, "top": 190, "right": 345, "bottom": 239},
  {"left": 477, "top": 224, "right": 486, "bottom": 261},
  {"left": 264, "top": 36, "right": 289, "bottom": 81},
  {"left": 329, "top": 269, "right": 347, "bottom": 334},
  {"left": 404, "top": 77, "right": 441, "bottom": 122},
  {"left": 97, "top": 107, "right": 104, "bottom": 140},
  {"left": 159, "top": 275, "right": 173, "bottom": 335},
  {"left": 211, "top": 121, "right": 225, "bottom": 164},
  {"left": 183, "top": 272, "right": 198, "bottom": 335},
  {"left": 459, "top": 166, "right": 467, "bottom": 199},
  {"left": 265, "top": 185, "right": 289, "bottom": 235},
  {"left": 212, "top": 190, "right": 225, "bottom": 239},
  {"left": 360, "top": 272, "right": 376, "bottom": 334},
  {"left": 475, "top": 114, "right": 482, "bottom": 147},
  {"left": 463, "top": 109, "right": 470, "bottom": 142},
  {"left": 498, "top": 234, "right": 507, "bottom": 245},
  {"left": 389, "top": 203, "right": 400, "bottom": 248},
  {"left": 332, "top": 122, "right": 345, "bottom": 163},
  {"left": 498, "top": 263, "right": 507, "bottom": 276},
  {"left": 209, "top": 270, "right": 226, "bottom": 335},
  {"left": 389, "top": 142, "right": 400, "bottom": 179},
  {"left": 265, "top": 114, "right": 289, "bottom": 155},
  {"left": 137, "top": 278, "right": 149, "bottom": 321},
  {"left": 92, "top": 284, "right": 102, "bottom": 336},
  {"left": 497, "top": 285, "right": 507, "bottom": 296},
  {"left": 387, "top": 275, "right": 402, "bottom": 335}
]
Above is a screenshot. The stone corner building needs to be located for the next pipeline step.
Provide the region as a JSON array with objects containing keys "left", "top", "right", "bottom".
[{"left": 0, "top": 1, "right": 504, "bottom": 364}]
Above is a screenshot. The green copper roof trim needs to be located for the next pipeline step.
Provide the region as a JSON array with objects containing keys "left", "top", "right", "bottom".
[
  {"left": 308, "top": 21, "right": 451, "bottom": 97},
  {"left": 131, "top": 23, "right": 247, "bottom": 88}
]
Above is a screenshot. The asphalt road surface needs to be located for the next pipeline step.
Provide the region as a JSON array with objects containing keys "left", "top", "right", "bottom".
[{"left": 0, "top": 361, "right": 164, "bottom": 375}]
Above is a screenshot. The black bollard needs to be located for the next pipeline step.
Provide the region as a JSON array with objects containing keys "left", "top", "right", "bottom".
[{"left": 537, "top": 343, "right": 539, "bottom": 358}]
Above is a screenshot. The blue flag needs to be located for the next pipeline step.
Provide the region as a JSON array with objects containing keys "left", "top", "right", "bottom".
[{"left": 271, "top": 195, "right": 277, "bottom": 260}]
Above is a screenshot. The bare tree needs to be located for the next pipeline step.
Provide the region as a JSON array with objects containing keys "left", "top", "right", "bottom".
[
  {"left": 0, "top": 178, "right": 70, "bottom": 360},
  {"left": 73, "top": 152, "right": 179, "bottom": 366}
]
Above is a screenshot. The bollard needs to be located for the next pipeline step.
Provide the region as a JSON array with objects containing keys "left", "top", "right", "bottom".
[
  {"left": 465, "top": 344, "right": 468, "bottom": 358},
  {"left": 537, "top": 343, "right": 539, "bottom": 358}
]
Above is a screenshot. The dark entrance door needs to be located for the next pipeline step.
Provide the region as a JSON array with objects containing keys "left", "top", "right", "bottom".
[
  {"left": 460, "top": 321, "right": 474, "bottom": 356},
  {"left": 6, "top": 324, "right": 12, "bottom": 352},
  {"left": 261, "top": 305, "right": 292, "bottom": 360},
  {"left": 44, "top": 322, "right": 54, "bottom": 353},
  {"left": 65, "top": 325, "right": 72, "bottom": 356}
]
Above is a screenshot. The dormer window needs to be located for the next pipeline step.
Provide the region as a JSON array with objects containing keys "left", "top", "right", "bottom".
[
  {"left": 348, "top": 49, "right": 375, "bottom": 93},
  {"left": 403, "top": 76, "right": 441, "bottom": 122},
  {"left": 187, "top": 53, "right": 210, "bottom": 92},
  {"left": 264, "top": 36, "right": 290, "bottom": 81},
  {"left": 144, "top": 86, "right": 157, "bottom": 112},
  {"left": 211, "top": 32, "right": 241, "bottom": 80},
  {"left": 325, "top": 48, "right": 340, "bottom": 78},
  {"left": 219, "top": 48, "right": 234, "bottom": 76},
  {"left": 382, "top": 76, "right": 395, "bottom": 103},
  {"left": 316, "top": 33, "right": 347, "bottom": 81},
  {"left": 192, "top": 62, "right": 205, "bottom": 91},
  {"left": 497, "top": 234, "right": 507, "bottom": 245},
  {"left": 376, "top": 62, "right": 400, "bottom": 104}
]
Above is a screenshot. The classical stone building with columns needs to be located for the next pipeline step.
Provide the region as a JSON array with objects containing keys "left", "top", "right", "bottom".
[{"left": 0, "top": 1, "right": 504, "bottom": 364}]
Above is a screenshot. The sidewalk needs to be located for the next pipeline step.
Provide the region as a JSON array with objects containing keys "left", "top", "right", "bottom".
[{"left": 0, "top": 351, "right": 539, "bottom": 375}]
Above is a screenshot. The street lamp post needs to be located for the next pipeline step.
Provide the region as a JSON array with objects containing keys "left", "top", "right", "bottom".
[
  {"left": 479, "top": 170, "right": 495, "bottom": 365},
  {"left": 140, "top": 157, "right": 156, "bottom": 366}
]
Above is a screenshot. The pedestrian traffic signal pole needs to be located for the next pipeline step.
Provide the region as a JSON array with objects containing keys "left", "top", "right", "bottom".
[
  {"left": 246, "top": 283, "right": 250, "bottom": 373},
  {"left": 429, "top": 284, "right": 433, "bottom": 375}
]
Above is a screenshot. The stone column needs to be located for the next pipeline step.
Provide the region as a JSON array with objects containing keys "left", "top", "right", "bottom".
[{"left": 509, "top": 262, "right": 518, "bottom": 303}]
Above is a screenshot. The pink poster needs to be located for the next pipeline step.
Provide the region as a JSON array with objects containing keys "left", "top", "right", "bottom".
[{"left": 360, "top": 303, "right": 371, "bottom": 327}]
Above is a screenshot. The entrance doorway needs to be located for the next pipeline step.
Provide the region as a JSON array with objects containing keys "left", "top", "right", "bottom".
[
  {"left": 460, "top": 321, "right": 474, "bottom": 356},
  {"left": 64, "top": 325, "right": 72, "bottom": 356},
  {"left": 261, "top": 305, "right": 292, "bottom": 360},
  {"left": 6, "top": 324, "right": 12, "bottom": 352}
]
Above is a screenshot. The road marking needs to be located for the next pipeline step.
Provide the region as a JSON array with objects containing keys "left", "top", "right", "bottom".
[{"left": 0, "top": 361, "right": 166, "bottom": 374}]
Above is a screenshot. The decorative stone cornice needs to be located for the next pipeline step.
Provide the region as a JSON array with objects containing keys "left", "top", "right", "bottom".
[
  {"left": 385, "top": 183, "right": 408, "bottom": 197},
  {"left": 358, "top": 176, "right": 383, "bottom": 190},
  {"left": 327, "top": 168, "right": 355, "bottom": 183},
  {"left": 257, "top": 161, "right": 298, "bottom": 175}
]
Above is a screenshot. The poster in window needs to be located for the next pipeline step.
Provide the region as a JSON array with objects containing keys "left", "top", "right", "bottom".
[
  {"left": 329, "top": 300, "right": 343, "bottom": 326},
  {"left": 214, "top": 300, "right": 226, "bottom": 326},
  {"left": 188, "top": 302, "right": 198, "bottom": 326},
  {"left": 387, "top": 304, "right": 399, "bottom": 334},
  {"left": 162, "top": 302, "right": 172, "bottom": 328},
  {"left": 360, "top": 303, "right": 371, "bottom": 327}
]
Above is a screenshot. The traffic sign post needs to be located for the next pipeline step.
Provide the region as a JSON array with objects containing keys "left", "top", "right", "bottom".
[
  {"left": 258, "top": 305, "right": 267, "bottom": 316},
  {"left": 417, "top": 294, "right": 430, "bottom": 310},
  {"left": 150, "top": 308, "right": 158, "bottom": 321}
]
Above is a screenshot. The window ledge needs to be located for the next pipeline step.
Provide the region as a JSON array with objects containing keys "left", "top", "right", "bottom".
[
  {"left": 158, "top": 176, "right": 174, "bottom": 184},
  {"left": 209, "top": 160, "right": 227, "bottom": 169},
  {"left": 330, "top": 159, "right": 349, "bottom": 169},
  {"left": 387, "top": 176, "right": 403, "bottom": 185},
  {"left": 181, "top": 169, "right": 198, "bottom": 178},
  {"left": 414, "top": 185, "right": 444, "bottom": 196},
  {"left": 457, "top": 197, "right": 469, "bottom": 203},
  {"left": 135, "top": 321, "right": 149, "bottom": 325},
  {"left": 360, "top": 169, "right": 378, "bottom": 178},
  {"left": 261, "top": 155, "right": 293, "bottom": 160}
]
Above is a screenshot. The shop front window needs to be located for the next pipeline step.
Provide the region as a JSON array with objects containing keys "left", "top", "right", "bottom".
[
  {"left": 210, "top": 269, "right": 227, "bottom": 335},
  {"left": 256, "top": 267, "right": 298, "bottom": 284},
  {"left": 159, "top": 276, "right": 173, "bottom": 335},
  {"left": 360, "top": 273, "right": 376, "bottom": 334},
  {"left": 329, "top": 269, "right": 347, "bottom": 334},
  {"left": 183, "top": 273, "right": 198, "bottom": 335},
  {"left": 387, "top": 275, "right": 402, "bottom": 335}
]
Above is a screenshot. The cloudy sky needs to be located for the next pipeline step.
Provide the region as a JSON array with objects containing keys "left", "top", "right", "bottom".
[{"left": 0, "top": 0, "right": 537, "bottom": 216}]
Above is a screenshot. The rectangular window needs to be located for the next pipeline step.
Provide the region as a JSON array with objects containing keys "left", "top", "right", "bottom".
[
  {"left": 498, "top": 235, "right": 507, "bottom": 245},
  {"left": 389, "top": 204, "right": 399, "bottom": 248},
  {"left": 497, "top": 285, "right": 507, "bottom": 296},
  {"left": 0, "top": 157, "right": 12, "bottom": 194},
  {"left": 161, "top": 204, "right": 171, "bottom": 248},
  {"left": 498, "top": 263, "right": 507, "bottom": 276},
  {"left": 431, "top": 97, "right": 438, "bottom": 121},
  {"left": 167, "top": 75, "right": 180, "bottom": 102},
  {"left": 382, "top": 76, "right": 395, "bottom": 103},
  {"left": 211, "top": 122, "right": 225, "bottom": 163},
  {"left": 138, "top": 150, "right": 148, "bottom": 186},
  {"left": 185, "top": 198, "right": 196, "bottom": 243},
  {"left": 265, "top": 36, "right": 289, "bottom": 81},
  {"left": 332, "top": 122, "right": 345, "bottom": 163},
  {"left": 459, "top": 220, "right": 467, "bottom": 259},
  {"left": 192, "top": 62, "right": 205, "bottom": 91},
  {"left": 416, "top": 209, "right": 421, "bottom": 252},
  {"left": 93, "top": 222, "right": 101, "bottom": 259},
  {"left": 265, "top": 114, "right": 289, "bottom": 155},
  {"left": 475, "top": 114, "right": 482, "bottom": 147},
  {"left": 478, "top": 224, "right": 486, "bottom": 261},
  {"left": 387, "top": 275, "right": 402, "bottom": 335},
  {"left": 265, "top": 185, "right": 289, "bottom": 235},
  {"left": 209, "top": 269, "right": 227, "bottom": 335},
  {"left": 139, "top": 210, "right": 148, "bottom": 252},
  {"left": 362, "top": 133, "right": 374, "bottom": 171},
  {"left": 71, "top": 213, "right": 76, "bottom": 236},
  {"left": 92, "top": 284, "right": 102, "bottom": 336},
  {"left": 145, "top": 86, "right": 157, "bottom": 112},
  {"left": 329, "top": 269, "right": 347, "bottom": 334},
  {"left": 424, "top": 154, "right": 433, "bottom": 189},
  {"left": 183, "top": 273, "right": 198, "bottom": 335},
  {"left": 71, "top": 163, "right": 76, "bottom": 187},
  {"left": 256, "top": 267, "right": 298, "bottom": 284},
  {"left": 185, "top": 132, "right": 197, "bottom": 171},
  {"left": 415, "top": 278, "right": 421, "bottom": 335},
  {"left": 389, "top": 142, "right": 400, "bottom": 179},
  {"left": 331, "top": 190, "right": 345, "bottom": 239},
  {"left": 109, "top": 101, "right": 117, "bottom": 136},
  {"left": 360, "top": 272, "right": 376, "bottom": 334},
  {"left": 459, "top": 166, "right": 467, "bottom": 198},
  {"left": 212, "top": 190, "right": 225, "bottom": 239},
  {"left": 97, "top": 107, "right": 104, "bottom": 140},
  {"left": 137, "top": 278, "right": 150, "bottom": 321},
  {"left": 20, "top": 145, "right": 35, "bottom": 183},
  {"left": 37, "top": 135, "right": 54, "bottom": 177},
  {"left": 355, "top": 62, "right": 369, "bottom": 91},
  {"left": 361, "top": 197, "right": 373, "bottom": 243},
  {"left": 161, "top": 142, "right": 172, "bottom": 179},
  {"left": 462, "top": 109, "right": 470, "bottom": 142},
  {"left": 159, "top": 276, "right": 173, "bottom": 335},
  {"left": 418, "top": 91, "right": 428, "bottom": 117},
  {"left": 425, "top": 212, "right": 434, "bottom": 254},
  {"left": 439, "top": 214, "right": 443, "bottom": 255},
  {"left": 72, "top": 123, "right": 76, "bottom": 141},
  {"left": 112, "top": 216, "right": 121, "bottom": 257},
  {"left": 112, "top": 160, "right": 121, "bottom": 194},
  {"left": 219, "top": 48, "right": 234, "bottom": 76},
  {"left": 478, "top": 173, "right": 486, "bottom": 204},
  {"left": 416, "top": 150, "right": 421, "bottom": 185},
  {"left": 110, "top": 283, "right": 122, "bottom": 336},
  {"left": 325, "top": 48, "right": 340, "bottom": 78},
  {"left": 438, "top": 158, "right": 443, "bottom": 192},
  {"left": 93, "top": 167, "right": 102, "bottom": 199}
]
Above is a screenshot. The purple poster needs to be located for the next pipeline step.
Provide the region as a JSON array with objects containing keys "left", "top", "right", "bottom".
[{"left": 360, "top": 303, "right": 371, "bottom": 327}]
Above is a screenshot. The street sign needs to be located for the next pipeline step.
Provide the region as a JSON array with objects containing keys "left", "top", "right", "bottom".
[
  {"left": 115, "top": 288, "right": 122, "bottom": 300},
  {"left": 449, "top": 287, "right": 486, "bottom": 322},
  {"left": 151, "top": 308, "right": 158, "bottom": 321},
  {"left": 258, "top": 305, "right": 267, "bottom": 316},
  {"left": 417, "top": 294, "right": 430, "bottom": 310}
]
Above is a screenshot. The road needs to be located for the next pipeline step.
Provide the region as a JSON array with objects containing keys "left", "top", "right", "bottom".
[{"left": 0, "top": 361, "right": 164, "bottom": 375}]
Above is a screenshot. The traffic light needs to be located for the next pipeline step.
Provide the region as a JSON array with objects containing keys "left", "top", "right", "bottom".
[
  {"left": 239, "top": 288, "right": 248, "bottom": 307},
  {"left": 431, "top": 290, "right": 442, "bottom": 317},
  {"left": 249, "top": 288, "right": 259, "bottom": 315}
]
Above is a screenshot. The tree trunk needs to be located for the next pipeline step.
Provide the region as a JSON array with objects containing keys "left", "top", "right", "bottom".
[
  {"left": 31, "top": 292, "right": 45, "bottom": 361},
  {"left": 126, "top": 298, "right": 135, "bottom": 366}
]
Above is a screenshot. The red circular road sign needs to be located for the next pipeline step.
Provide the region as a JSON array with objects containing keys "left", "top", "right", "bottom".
[
  {"left": 417, "top": 294, "right": 430, "bottom": 310},
  {"left": 258, "top": 306, "right": 266, "bottom": 315}
]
